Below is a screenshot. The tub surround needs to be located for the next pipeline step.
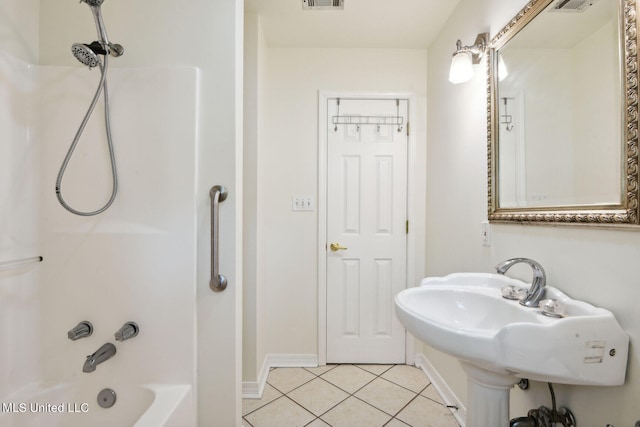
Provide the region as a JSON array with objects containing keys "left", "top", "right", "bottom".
[
  {"left": 0, "top": 47, "right": 40, "bottom": 402},
  {"left": 1, "top": 45, "right": 198, "bottom": 425},
  {"left": 4, "top": 0, "right": 244, "bottom": 424}
]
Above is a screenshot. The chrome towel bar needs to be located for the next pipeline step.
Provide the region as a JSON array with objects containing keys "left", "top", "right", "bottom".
[{"left": 210, "top": 185, "right": 228, "bottom": 292}]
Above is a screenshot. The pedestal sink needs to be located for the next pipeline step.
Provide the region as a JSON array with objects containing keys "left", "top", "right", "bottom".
[{"left": 394, "top": 273, "right": 629, "bottom": 427}]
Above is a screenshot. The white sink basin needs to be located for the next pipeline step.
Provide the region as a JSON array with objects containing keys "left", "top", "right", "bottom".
[{"left": 394, "top": 272, "right": 628, "bottom": 386}]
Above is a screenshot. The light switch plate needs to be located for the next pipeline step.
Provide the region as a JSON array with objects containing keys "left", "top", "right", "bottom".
[
  {"left": 292, "top": 196, "right": 314, "bottom": 211},
  {"left": 482, "top": 221, "right": 491, "bottom": 247}
]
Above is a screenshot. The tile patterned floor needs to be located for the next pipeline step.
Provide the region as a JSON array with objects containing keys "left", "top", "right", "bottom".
[{"left": 242, "top": 364, "right": 461, "bottom": 427}]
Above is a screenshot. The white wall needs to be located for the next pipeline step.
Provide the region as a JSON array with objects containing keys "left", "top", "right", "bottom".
[
  {"left": 0, "top": 0, "right": 39, "bottom": 63},
  {"left": 427, "top": 0, "right": 640, "bottom": 425},
  {"left": 243, "top": 12, "right": 268, "bottom": 381},
  {"left": 256, "top": 47, "right": 428, "bottom": 361}
]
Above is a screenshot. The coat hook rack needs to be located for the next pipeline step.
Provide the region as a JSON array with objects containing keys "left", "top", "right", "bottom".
[{"left": 332, "top": 98, "right": 404, "bottom": 131}]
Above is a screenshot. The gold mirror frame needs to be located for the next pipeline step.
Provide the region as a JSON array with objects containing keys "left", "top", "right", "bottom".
[{"left": 487, "top": 0, "right": 640, "bottom": 227}]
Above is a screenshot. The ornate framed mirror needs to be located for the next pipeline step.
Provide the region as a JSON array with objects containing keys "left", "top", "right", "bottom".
[{"left": 487, "top": 0, "right": 639, "bottom": 226}]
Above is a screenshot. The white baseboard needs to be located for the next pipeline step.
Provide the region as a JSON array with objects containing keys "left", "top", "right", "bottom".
[
  {"left": 242, "top": 354, "right": 319, "bottom": 399},
  {"left": 267, "top": 354, "right": 318, "bottom": 368},
  {"left": 414, "top": 353, "right": 466, "bottom": 427},
  {"left": 241, "top": 356, "right": 270, "bottom": 398}
]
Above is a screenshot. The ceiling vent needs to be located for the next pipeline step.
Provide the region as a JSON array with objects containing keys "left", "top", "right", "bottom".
[
  {"left": 302, "top": 0, "right": 344, "bottom": 10},
  {"left": 550, "top": 0, "right": 599, "bottom": 12}
]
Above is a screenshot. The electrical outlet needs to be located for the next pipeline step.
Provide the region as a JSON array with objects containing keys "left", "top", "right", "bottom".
[
  {"left": 292, "top": 196, "right": 314, "bottom": 211},
  {"left": 481, "top": 221, "right": 491, "bottom": 247}
]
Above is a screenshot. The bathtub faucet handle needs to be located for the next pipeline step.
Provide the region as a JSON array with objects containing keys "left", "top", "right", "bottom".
[
  {"left": 68, "top": 321, "right": 93, "bottom": 341},
  {"left": 114, "top": 321, "right": 139, "bottom": 342}
]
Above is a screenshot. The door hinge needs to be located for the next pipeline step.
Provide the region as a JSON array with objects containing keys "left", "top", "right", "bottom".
[
  {"left": 406, "top": 220, "right": 409, "bottom": 234},
  {"left": 406, "top": 122, "right": 410, "bottom": 136}
]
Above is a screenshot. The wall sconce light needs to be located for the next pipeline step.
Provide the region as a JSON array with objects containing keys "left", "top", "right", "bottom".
[{"left": 448, "top": 33, "right": 489, "bottom": 84}]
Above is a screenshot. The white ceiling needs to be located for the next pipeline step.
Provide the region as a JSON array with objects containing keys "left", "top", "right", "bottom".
[{"left": 244, "top": 0, "right": 462, "bottom": 49}]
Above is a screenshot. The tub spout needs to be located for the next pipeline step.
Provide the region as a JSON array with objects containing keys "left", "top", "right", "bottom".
[{"left": 83, "top": 343, "right": 116, "bottom": 373}]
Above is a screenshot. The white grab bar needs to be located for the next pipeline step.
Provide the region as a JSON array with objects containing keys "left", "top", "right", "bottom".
[{"left": 210, "top": 185, "right": 228, "bottom": 292}]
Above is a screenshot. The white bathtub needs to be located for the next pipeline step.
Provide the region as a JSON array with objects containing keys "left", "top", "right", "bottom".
[{"left": 0, "top": 382, "right": 192, "bottom": 427}]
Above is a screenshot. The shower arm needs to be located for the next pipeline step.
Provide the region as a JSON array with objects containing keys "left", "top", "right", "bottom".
[
  {"left": 87, "top": 4, "right": 109, "bottom": 46},
  {"left": 86, "top": 3, "right": 124, "bottom": 57}
]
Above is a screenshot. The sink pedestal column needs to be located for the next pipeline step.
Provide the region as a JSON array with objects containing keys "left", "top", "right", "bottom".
[{"left": 460, "top": 362, "right": 518, "bottom": 427}]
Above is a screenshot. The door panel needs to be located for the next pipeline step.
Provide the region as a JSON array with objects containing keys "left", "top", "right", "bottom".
[{"left": 326, "top": 98, "right": 408, "bottom": 364}]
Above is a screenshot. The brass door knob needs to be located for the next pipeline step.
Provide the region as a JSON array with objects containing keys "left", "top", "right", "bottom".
[{"left": 329, "top": 243, "right": 348, "bottom": 252}]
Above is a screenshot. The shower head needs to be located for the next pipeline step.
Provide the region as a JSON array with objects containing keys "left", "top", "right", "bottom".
[{"left": 71, "top": 43, "right": 101, "bottom": 68}]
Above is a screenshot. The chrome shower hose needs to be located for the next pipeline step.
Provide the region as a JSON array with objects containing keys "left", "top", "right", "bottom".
[{"left": 55, "top": 53, "right": 118, "bottom": 216}]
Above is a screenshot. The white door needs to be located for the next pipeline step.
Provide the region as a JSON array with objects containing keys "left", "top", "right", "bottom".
[{"left": 326, "top": 98, "right": 408, "bottom": 363}]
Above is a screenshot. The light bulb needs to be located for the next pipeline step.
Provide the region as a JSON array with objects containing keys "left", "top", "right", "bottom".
[{"left": 449, "top": 51, "right": 474, "bottom": 84}]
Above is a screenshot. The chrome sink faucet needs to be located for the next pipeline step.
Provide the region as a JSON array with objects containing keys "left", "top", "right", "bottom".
[
  {"left": 83, "top": 343, "right": 116, "bottom": 373},
  {"left": 495, "top": 257, "right": 546, "bottom": 307}
]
